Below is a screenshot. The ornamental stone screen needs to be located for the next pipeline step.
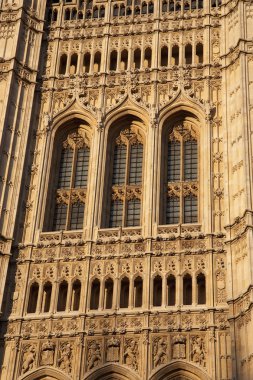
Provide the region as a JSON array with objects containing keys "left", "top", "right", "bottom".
[{"left": 0, "top": 0, "right": 252, "bottom": 379}]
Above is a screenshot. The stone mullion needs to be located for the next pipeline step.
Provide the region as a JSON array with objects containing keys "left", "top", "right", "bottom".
[
  {"left": 129, "top": 276, "right": 134, "bottom": 309},
  {"left": 66, "top": 281, "right": 72, "bottom": 312},
  {"left": 36, "top": 282, "right": 43, "bottom": 314},
  {"left": 162, "top": 275, "right": 167, "bottom": 307}
]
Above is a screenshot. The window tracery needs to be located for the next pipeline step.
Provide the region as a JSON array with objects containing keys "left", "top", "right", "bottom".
[
  {"left": 109, "top": 126, "right": 144, "bottom": 228},
  {"left": 166, "top": 121, "right": 198, "bottom": 225},
  {"left": 52, "top": 129, "right": 90, "bottom": 231}
]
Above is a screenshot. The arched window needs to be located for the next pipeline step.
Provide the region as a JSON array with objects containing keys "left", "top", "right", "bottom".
[
  {"left": 110, "top": 50, "right": 118, "bottom": 71},
  {"left": 42, "top": 282, "right": 52, "bottom": 313},
  {"left": 142, "top": 2, "right": 147, "bottom": 13},
  {"left": 183, "top": 274, "right": 192, "bottom": 305},
  {"left": 148, "top": 1, "right": 154, "bottom": 13},
  {"left": 167, "top": 275, "right": 176, "bottom": 306},
  {"left": 93, "top": 6, "right": 99, "bottom": 18},
  {"left": 94, "top": 51, "right": 101, "bottom": 72},
  {"left": 165, "top": 122, "right": 198, "bottom": 224},
  {"left": 172, "top": 45, "right": 179, "bottom": 65},
  {"left": 161, "top": 46, "right": 169, "bottom": 67},
  {"left": 52, "top": 129, "right": 90, "bottom": 231},
  {"left": 27, "top": 283, "right": 39, "bottom": 313},
  {"left": 78, "top": 11, "right": 83, "bottom": 19},
  {"left": 90, "top": 279, "right": 100, "bottom": 310},
  {"left": 120, "top": 277, "right": 130, "bottom": 308},
  {"left": 196, "top": 43, "right": 203, "bottom": 64},
  {"left": 153, "top": 275, "right": 162, "bottom": 307},
  {"left": 83, "top": 52, "right": 91, "bottom": 73},
  {"left": 162, "top": 0, "right": 168, "bottom": 12},
  {"left": 65, "top": 8, "right": 70, "bottom": 20},
  {"left": 185, "top": 44, "right": 192, "bottom": 65},
  {"left": 120, "top": 4, "right": 126, "bottom": 16},
  {"left": 99, "top": 6, "right": 105, "bottom": 18},
  {"left": 57, "top": 281, "right": 68, "bottom": 312},
  {"left": 104, "top": 278, "right": 114, "bottom": 309},
  {"left": 134, "top": 48, "right": 141, "bottom": 69},
  {"left": 120, "top": 49, "right": 128, "bottom": 70},
  {"left": 197, "top": 273, "right": 206, "bottom": 304},
  {"left": 108, "top": 125, "right": 144, "bottom": 228},
  {"left": 59, "top": 54, "right": 67, "bottom": 75},
  {"left": 71, "top": 8, "right": 77, "bottom": 19},
  {"left": 134, "top": 276, "right": 143, "bottom": 307},
  {"left": 52, "top": 9, "right": 58, "bottom": 21},
  {"left": 71, "top": 280, "right": 81, "bottom": 311},
  {"left": 70, "top": 53, "right": 78, "bottom": 75},
  {"left": 113, "top": 5, "right": 119, "bottom": 16},
  {"left": 169, "top": 0, "right": 175, "bottom": 11},
  {"left": 144, "top": 47, "right": 152, "bottom": 68}
]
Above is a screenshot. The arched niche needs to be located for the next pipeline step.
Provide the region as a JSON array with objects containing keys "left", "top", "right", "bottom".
[
  {"left": 149, "top": 361, "right": 212, "bottom": 380},
  {"left": 83, "top": 363, "right": 141, "bottom": 380},
  {"left": 19, "top": 366, "right": 72, "bottom": 380}
]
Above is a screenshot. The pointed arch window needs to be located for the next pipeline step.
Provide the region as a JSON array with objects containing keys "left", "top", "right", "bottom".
[
  {"left": 52, "top": 129, "right": 90, "bottom": 231},
  {"left": 166, "top": 122, "right": 198, "bottom": 224},
  {"left": 109, "top": 126, "right": 144, "bottom": 228}
]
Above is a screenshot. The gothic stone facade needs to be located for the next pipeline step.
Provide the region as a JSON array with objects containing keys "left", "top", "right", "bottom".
[{"left": 0, "top": 0, "right": 253, "bottom": 379}]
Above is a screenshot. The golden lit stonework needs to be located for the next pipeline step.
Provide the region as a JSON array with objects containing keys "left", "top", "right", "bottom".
[{"left": 0, "top": 0, "right": 252, "bottom": 379}]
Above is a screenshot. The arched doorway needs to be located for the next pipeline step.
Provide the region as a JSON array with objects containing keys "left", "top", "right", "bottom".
[
  {"left": 19, "top": 366, "right": 72, "bottom": 380},
  {"left": 83, "top": 363, "right": 141, "bottom": 380},
  {"left": 149, "top": 361, "right": 212, "bottom": 380}
]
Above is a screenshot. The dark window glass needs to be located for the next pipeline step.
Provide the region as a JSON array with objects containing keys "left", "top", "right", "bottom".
[
  {"left": 184, "top": 140, "right": 198, "bottom": 180},
  {"left": 126, "top": 198, "right": 141, "bottom": 227},
  {"left": 53, "top": 203, "right": 67, "bottom": 230},
  {"left": 70, "top": 202, "right": 84, "bottom": 230},
  {"left": 183, "top": 274, "right": 192, "bottom": 305},
  {"left": 58, "top": 148, "right": 74, "bottom": 188},
  {"left": 74, "top": 147, "right": 90, "bottom": 187},
  {"left": 184, "top": 195, "right": 198, "bottom": 223},
  {"left": 166, "top": 196, "right": 180, "bottom": 224},
  {"left": 129, "top": 143, "right": 143, "bottom": 185},
  {"left": 168, "top": 141, "right": 180, "bottom": 181},
  {"left": 109, "top": 199, "right": 123, "bottom": 228},
  {"left": 112, "top": 144, "right": 127, "bottom": 185}
]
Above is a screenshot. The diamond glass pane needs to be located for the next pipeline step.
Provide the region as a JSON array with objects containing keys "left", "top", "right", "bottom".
[
  {"left": 70, "top": 202, "right": 85, "bottom": 230},
  {"left": 129, "top": 143, "right": 143, "bottom": 185},
  {"left": 126, "top": 198, "right": 141, "bottom": 227},
  {"left": 53, "top": 203, "right": 67, "bottom": 230},
  {"left": 184, "top": 139, "right": 198, "bottom": 180},
  {"left": 168, "top": 141, "right": 181, "bottom": 181},
  {"left": 184, "top": 195, "right": 198, "bottom": 223},
  {"left": 58, "top": 148, "right": 74, "bottom": 188},
  {"left": 112, "top": 144, "right": 127, "bottom": 185},
  {"left": 74, "top": 147, "right": 90, "bottom": 188},
  {"left": 109, "top": 199, "right": 123, "bottom": 227},
  {"left": 166, "top": 196, "right": 180, "bottom": 224}
]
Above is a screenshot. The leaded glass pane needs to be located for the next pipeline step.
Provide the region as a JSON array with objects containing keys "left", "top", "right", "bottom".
[
  {"left": 168, "top": 141, "right": 180, "bottom": 181},
  {"left": 184, "top": 195, "right": 198, "bottom": 223},
  {"left": 74, "top": 147, "right": 90, "bottom": 188},
  {"left": 109, "top": 199, "right": 123, "bottom": 227},
  {"left": 126, "top": 198, "right": 141, "bottom": 227},
  {"left": 129, "top": 143, "right": 143, "bottom": 185},
  {"left": 53, "top": 203, "right": 67, "bottom": 230},
  {"left": 166, "top": 196, "right": 180, "bottom": 224},
  {"left": 58, "top": 148, "right": 74, "bottom": 188},
  {"left": 184, "top": 139, "right": 198, "bottom": 180},
  {"left": 112, "top": 144, "right": 127, "bottom": 185},
  {"left": 70, "top": 202, "right": 84, "bottom": 230}
]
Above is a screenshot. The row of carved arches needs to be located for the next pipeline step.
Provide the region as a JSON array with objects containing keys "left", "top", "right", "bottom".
[
  {"left": 26, "top": 272, "right": 206, "bottom": 314},
  {"left": 58, "top": 43, "right": 204, "bottom": 76},
  {"left": 46, "top": 0, "right": 221, "bottom": 24},
  {"left": 42, "top": 113, "right": 199, "bottom": 232},
  {"left": 89, "top": 272, "right": 206, "bottom": 310},
  {"left": 27, "top": 279, "right": 82, "bottom": 314},
  {"left": 18, "top": 361, "right": 212, "bottom": 380}
]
